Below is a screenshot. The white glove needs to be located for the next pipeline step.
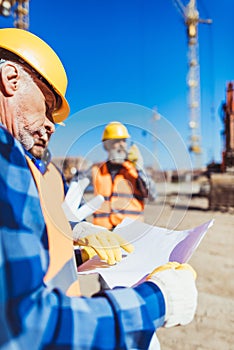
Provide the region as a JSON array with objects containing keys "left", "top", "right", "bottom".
[
  {"left": 147, "top": 262, "right": 198, "bottom": 328},
  {"left": 72, "top": 221, "right": 107, "bottom": 240}
]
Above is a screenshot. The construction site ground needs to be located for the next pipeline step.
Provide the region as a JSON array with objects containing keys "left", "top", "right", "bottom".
[{"left": 79, "top": 186, "right": 234, "bottom": 350}]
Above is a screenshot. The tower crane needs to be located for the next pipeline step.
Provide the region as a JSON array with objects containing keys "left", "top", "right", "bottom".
[
  {"left": 173, "top": 0, "right": 211, "bottom": 168},
  {"left": 0, "top": 0, "right": 29, "bottom": 30}
]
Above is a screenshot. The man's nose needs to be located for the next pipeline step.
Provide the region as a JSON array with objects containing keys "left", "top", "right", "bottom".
[{"left": 118, "top": 139, "right": 127, "bottom": 147}]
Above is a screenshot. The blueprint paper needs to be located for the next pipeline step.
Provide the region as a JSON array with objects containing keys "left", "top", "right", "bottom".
[{"left": 78, "top": 218, "right": 214, "bottom": 288}]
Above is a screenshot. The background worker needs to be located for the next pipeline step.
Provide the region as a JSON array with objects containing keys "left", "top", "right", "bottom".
[
  {"left": 92, "top": 121, "right": 157, "bottom": 230},
  {"left": 0, "top": 27, "right": 198, "bottom": 349}
]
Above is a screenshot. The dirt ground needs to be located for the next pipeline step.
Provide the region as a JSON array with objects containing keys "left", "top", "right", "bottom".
[{"left": 79, "top": 192, "right": 234, "bottom": 350}]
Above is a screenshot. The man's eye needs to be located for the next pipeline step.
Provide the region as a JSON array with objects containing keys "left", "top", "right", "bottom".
[{"left": 46, "top": 104, "right": 53, "bottom": 117}]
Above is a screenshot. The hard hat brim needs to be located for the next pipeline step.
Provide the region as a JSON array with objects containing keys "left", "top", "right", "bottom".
[
  {"left": 102, "top": 135, "right": 130, "bottom": 141},
  {"left": 52, "top": 95, "right": 70, "bottom": 123}
]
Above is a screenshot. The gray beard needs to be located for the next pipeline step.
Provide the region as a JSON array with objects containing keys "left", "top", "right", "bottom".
[
  {"left": 108, "top": 148, "right": 127, "bottom": 164},
  {"left": 18, "top": 131, "right": 34, "bottom": 150},
  {"left": 14, "top": 117, "right": 35, "bottom": 151}
]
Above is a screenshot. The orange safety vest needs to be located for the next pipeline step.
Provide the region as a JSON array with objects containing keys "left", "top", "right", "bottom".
[
  {"left": 92, "top": 161, "right": 144, "bottom": 229},
  {"left": 26, "top": 156, "right": 80, "bottom": 297}
]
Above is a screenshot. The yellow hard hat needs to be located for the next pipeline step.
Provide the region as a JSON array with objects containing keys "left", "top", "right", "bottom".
[
  {"left": 0, "top": 28, "right": 69, "bottom": 123},
  {"left": 102, "top": 121, "right": 130, "bottom": 141}
]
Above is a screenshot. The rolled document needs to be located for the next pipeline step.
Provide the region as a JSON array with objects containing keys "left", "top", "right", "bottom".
[
  {"left": 74, "top": 194, "right": 104, "bottom": 222},
  {"left": 62, "top": 193, "right": 104, "bottom": 223},
  {"left": 64, "top": 178, "right": 90, "bottom": 211}
]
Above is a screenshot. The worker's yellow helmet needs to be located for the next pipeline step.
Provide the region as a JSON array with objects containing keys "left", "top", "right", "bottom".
[
  {"left": 0, "top": 28, "right": 69, "bottom": 123},
  {"left": 102, "top": 121, "right": 130, "bottom": 141}
]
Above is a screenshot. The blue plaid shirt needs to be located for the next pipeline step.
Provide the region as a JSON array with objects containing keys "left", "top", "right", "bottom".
[{"left": 0, "top": 125, "right": 165, "bottom": 350}]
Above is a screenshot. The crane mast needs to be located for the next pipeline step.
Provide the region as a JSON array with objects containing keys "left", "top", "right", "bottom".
[
  {"left": 186, "top": 1, "right": 200, "bottom": 150},
  {"left": 0, "top": 0, "right": 29, "bottom": 30},
  {"left": 173, "top": 0, "right": 211, "bottom": 168}
]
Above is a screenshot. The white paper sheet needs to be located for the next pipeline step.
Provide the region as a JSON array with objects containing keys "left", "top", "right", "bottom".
[
  {"left": 65, "top": 178, "right": 90, "bottom": 211},
  {"left": 78, "top": 218, "right": 214, "bottom": 288},
  {"left": 62, "top": 177, "right": 104, "bottom": 222}
]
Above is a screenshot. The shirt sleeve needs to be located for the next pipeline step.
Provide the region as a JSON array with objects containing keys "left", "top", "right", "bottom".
[{"left": 0, "top": 126, "right": 165, "bottom": 350}]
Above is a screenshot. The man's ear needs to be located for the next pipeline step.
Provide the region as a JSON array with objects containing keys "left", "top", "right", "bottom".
[
  {"left": 103, "top": 139, "right": 112, "bottom": 151},
  {"left": 0, "top": 62, "right": 20, "bottom": 96}
]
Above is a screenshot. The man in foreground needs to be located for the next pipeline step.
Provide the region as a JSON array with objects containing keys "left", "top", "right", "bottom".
[{"left": 0, "top": 27, "right": 197, "bottom": 349}]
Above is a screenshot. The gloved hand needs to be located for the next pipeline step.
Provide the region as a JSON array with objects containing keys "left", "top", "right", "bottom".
[
  {"left": 79, "top": 246, "right": 97, "bottom": 263},
  {"left": 146, "top": 262, "right": 198, "bottom": 328},
  {"left": 127, "top": 144, "right": 144, "bottom": 170},
  {"left": 73, "top": 222, "right": 134, "bottom": 265}
]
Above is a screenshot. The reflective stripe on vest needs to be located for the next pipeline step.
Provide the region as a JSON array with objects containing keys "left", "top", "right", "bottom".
[
  {"left": 92, "top": 161, "right": 144, "bottom": 228},
  {"left": 26, "top": 156, "right": 80, "bottom": 296}
]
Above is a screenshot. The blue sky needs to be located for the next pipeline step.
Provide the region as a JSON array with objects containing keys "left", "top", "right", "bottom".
[{"left": 0, "top": 0, "right": 233, "bottom": 170}]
